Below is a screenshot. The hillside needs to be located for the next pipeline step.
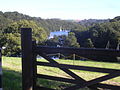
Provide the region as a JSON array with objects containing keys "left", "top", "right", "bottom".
[
  {"left": 0, "top": 11, "right": 108, "bottom": 32},
  {"left": 0, "top": 11, "right": 81, "bottom": 32},
  {"left": 1, "top": 11, "right": 120, "bottom": 58},
  {"left": 78, "top": 19, "right": 109, "bottom": 27}
]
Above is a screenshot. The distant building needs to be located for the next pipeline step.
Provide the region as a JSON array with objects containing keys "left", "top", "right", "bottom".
[
  {"left": 49, "top": 30, "right": 69, "bottom": 39},
  {"left": 49, "top": 26, "right": 70, "bottom": 39}
]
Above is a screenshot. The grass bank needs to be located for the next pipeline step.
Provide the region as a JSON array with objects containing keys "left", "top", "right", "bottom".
[{"left": 2, "top": 57, "right": 120, "bottom": 90}]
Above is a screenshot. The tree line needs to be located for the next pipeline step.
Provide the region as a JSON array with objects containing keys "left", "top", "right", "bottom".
[{"left": 0, "top": 11, "right": 120, "bottom": 57}]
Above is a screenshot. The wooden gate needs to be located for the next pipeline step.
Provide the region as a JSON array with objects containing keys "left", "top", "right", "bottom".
[
  {"left": 0, "top": 48, "right": 2, "bottom": 90},
  {"left": 21, "top": 28, "right": 120, "bottom": 90}
]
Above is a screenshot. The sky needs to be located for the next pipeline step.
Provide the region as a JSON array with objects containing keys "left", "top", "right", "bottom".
[{"left": 0, "top": 0, "right": 120, "bottom": 20}]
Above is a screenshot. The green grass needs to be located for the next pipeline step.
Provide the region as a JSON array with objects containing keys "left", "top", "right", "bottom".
[
  {"left": 2, "top": 57, "right": 120, "bottom": 90},
  {"left": 2, "top": 57, "right": 22, "bottom": 90}
]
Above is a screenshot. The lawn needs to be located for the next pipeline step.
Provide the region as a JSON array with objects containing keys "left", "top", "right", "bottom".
[{"left": 2, "top": 56, "right": 120, "bottom": 90}]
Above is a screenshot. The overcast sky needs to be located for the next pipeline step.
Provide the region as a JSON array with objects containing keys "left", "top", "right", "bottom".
[{"left": 1, "top": 0, "right": 120, "bottom": 20}]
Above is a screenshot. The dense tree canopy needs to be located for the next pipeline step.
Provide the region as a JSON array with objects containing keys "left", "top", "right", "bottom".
[
  {"left": 72, "top": 20, "right": 120, "bottom": 49},
  {"left": 0, "top": 11, "right": 120, "bottom": 58},
  {"left": 89, "top": 21, "right": 120, "bottom": 49},
  {"left": 45, "top": 32, "right": 80, "bottom": 48},
  {"left": 0, "top": 20, "right": 48, "bottom": 56}
]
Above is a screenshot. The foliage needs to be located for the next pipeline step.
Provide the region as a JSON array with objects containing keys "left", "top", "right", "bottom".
[
  {"left": 64, "top": 32, "right": 80, "bottom": 47},
  {"left": 1, "top": 20, "right": 48, "bottom": 56},
  {"left": 89, "top": 22, "right": 120, "bottom": 48},
  {"left": 78, "top": 19, "right": 109, "bottom": 27},
  {"left": 1, "top": 11, "right": 85, "bottom": 32},
  {"left": 110, "top": 16, "right": 120, "bottom": 22},
  {"left": 84, "top": 38, "right": 94, "bottom": 48},
  {"left": 1, "top": 11, "right": 120, "bottom": 56},
  {"left": 45, "top": 32, "right": 80, "bottom": 48},
  {"left": 73, "top": 20, "right": 120, "bottom": 49}
]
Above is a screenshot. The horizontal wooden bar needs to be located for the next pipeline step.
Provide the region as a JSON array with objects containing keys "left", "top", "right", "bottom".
[
  {"left": 91, "top": 83, "right": 120, "bottom": 90},
  {"left": 86, "top": 72, "right": 120, "bottom": 87},
  {"left": 37, "top": 74, "right": 77, "bottom": 84},
  {"left": 64, "top": 72, "right": 120, "bottom": 89},
  {"left": 64, "top": 83, "right": 120, "bottom": 90},
  {"left": 35, "top": 46, "right": 120, "bottom": 57},
  {"left": 38, "top": 53, "right": 87, "bottom": 84},
  {"left": 36, "top": 86, "right": 54, "bottom": 90},
  {"left": 37, "top": 74, "right": 120, "bottom": 90},
  {"left": 37, "top": 61, "right": 120, "bottom": 73}
]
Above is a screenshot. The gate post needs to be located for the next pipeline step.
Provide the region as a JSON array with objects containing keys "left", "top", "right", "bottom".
[
  {"left": 0, "top": 48, "right": 2, "bottom": 90},
  {"left": 21, "top": 28, "right": 34, "bottom": 90}
]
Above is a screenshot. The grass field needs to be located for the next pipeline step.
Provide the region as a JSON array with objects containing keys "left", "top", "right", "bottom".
[{"left": 2, "top": 56, "right": 120, "bottom": 90}]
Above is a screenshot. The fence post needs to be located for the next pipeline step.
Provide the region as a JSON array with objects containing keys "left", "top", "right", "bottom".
[
  {"left": 21, "top": 28, "right": 33, "bottom": 90},
  {"left": 0, "top": 48, "right": 2, "bottom": 90},
  {"left": 73, "top": 54, "right": 75, "bottom": 65},
  {"left": 32, "top": 41, "right": 37, "bottom": 90}
]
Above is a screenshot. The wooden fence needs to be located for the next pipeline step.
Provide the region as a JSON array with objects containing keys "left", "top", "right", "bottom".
[
  {"left": 0, "top": 48, "right": 2, "bottom": 90},
  {"left": 21, "top": 28, "right": 120, "bottom": 90}
]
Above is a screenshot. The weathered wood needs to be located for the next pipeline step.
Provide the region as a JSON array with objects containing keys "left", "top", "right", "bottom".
[
  {"left": 38, "top": 53, "right": 87, "bottom": 84},
  {"left": 38, "top": 53, "right": 99, "bottom": 90},
  {"left": 37, "top": 61, "right": 120, "bottom": 89},
  {"left": 37, "top": 61, "right": 120, "bottom": 73},
  {"left": 85, "top": 72, "right": 120, "bottom": 87},
  {"left": 21, "top": 28, "right": 120, "bottom": 90},
  {"left": 37, "top": 51, "right": 120, "bottom": 89},
  {"left": 21, "top": 28, "right": 34, "bottom": 90},
  {"left": 35, "top": 46, "right": 120, "bottom": 62},
  {"left": 73, "top": 54, "right": 75, "bottom": 60},
  {"left": 32, "top": 41, "right": 37, "bottom": 90},
  {"left": 0, "top": 48, "right": 2, "bottom": 89},
  {"left": 63, "top": 72, "right": 120, "bottom": 89},
  {"left": 64, "top": 83, "right": 120, "bottom": 90},
  {"left": 37, "top": 74, "right": 120, "bottom": 89},
  {"left": 36, "top": 86, "right": 55, "bottom": 90},
  {"left": 37, "top": 74, "right": 77, "bottom": 84},
  {"left": 91, "top": 83, "right": 120, "bottom": 90},
  {"left": 36, "top": 46, "right": 120, "bottom": 57}
]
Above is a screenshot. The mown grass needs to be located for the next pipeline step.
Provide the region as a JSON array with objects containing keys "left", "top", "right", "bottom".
[{"left": 2, "top": 56, "right": 120, "bottom": 90}]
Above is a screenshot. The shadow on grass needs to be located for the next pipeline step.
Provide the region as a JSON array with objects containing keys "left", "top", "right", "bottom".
[
  {"left": 2, "top": 68, "right": 89, "bottom": 90},
  {"left": 2, "top": 68, "right": 22, "bottom": 90},
  {"left": 2, "top": 68, "right": 90, "bottom": 90},
  {"left": 37, "top": 78, "right": 75, "bottom": 90},
  {"left": 37, "top": 78, "right": 90, "bottom": 90}
]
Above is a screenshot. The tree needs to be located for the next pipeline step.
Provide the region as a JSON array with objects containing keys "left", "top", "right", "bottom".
[
  {"left": 45, "top": 35, "right": 60, "bottom": 46},
  {"left": 88, "top": 21, "right": 120, "bottom": 49},
  {"left": 64, "top": 32, "right": 80, "bottom": 48},
  {"left": 84, "top": 38, "right": 94, "bottom": 48},
  {"left": 2, "top": 33, "right": 21, "bottom": 56},
  {"left": 45, "top": 32, "right": 80, "bottom": 48},
  {"left": 1, "top": 20, "right": 48, "bottom": 56}
]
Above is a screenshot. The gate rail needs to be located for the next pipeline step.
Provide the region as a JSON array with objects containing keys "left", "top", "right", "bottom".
[
  {"left": 0, "top": 48, "right": 2, "bottom": 90},
  {"left": 21, "top": 28, "right": 120, "bottom": 90}
]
